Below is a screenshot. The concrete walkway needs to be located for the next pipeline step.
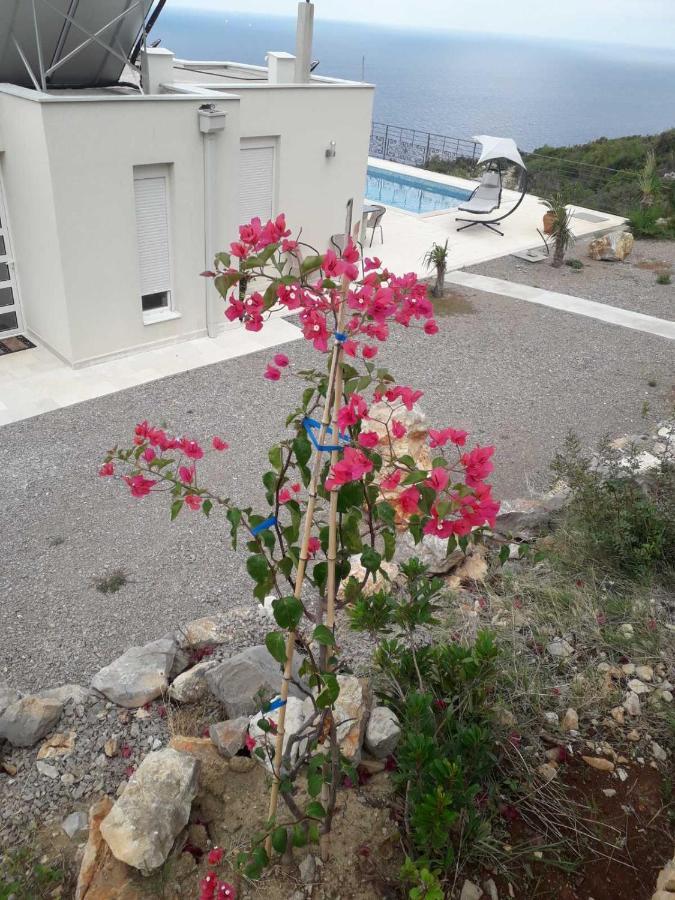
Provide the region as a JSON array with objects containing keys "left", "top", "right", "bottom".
[{"left": 447, "top": 270, "right": 675, "bottom": 341}]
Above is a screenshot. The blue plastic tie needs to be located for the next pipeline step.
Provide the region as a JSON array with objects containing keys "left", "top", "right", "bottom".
[
  {"left": 334, "top": 331, "right": 347, "bottom": 343},
  {"left": 251, "top": 515, "right": 277, "bottom": 536},
  {"left": 302, "top": 416, "right": 350, "bottom": 453},
  {"left": 267, "top": 698, "right": 287, "bottom": 712}
]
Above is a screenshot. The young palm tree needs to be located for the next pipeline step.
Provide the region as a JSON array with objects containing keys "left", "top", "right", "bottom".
[
  {"left": 638, "top": 149, "right": 660, "bottom": 209},
  {"left": 422, "top": 239, "right": 449, "bottom": 297},
  {"left": 541, "top": 194, "right": 574, "bottom": 268}
]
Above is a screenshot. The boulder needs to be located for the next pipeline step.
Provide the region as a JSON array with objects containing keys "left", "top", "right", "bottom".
[
  {"left": 91, "top": 638, "right": 176, "bottom": 708},
  {"left": 364, "top": 706, "right": 401, "bottom": 759},
  {"left": 337, "top": 555, "right": 400, "bottom": 601},
  {"left": 493, "top": 496, "right": 566, "bottom": 539},
  {"left": 75, "top": 797, "right": 142, "bottom": 900},
  {"left": 460, "top": 881, "right": 483, "bottom": 900},
  {"left": 180, "top": 616, "right": 230, "bottom": 650},
  {"left": 39, "top": 684, "right": 91, "bottom": 705},
  {"left": 333, "top": 675, "right": 371, "bottom": 764},
  {"left": 0, "top": 681, "right": 20, "bottom": 716},
  {"left": 100, "top": 748, "right": 199, "bottom": 874},
  {"left": 0, "top": 696, "right": 63, "bottom": 747},
  {"left": 587, "top": 231, "right": 634, "bottom": 262},
  {"left": 168, "top": 735, "right": 230, "bottom": 802},
  {"left": 168, "top": 661, "right": 215, "bottom": 704},
  {"left": 75, "top": 797, "right": 114, "bottom": 900},
  {"left": 398, "top": 531, "right": 464, "bottom": 575},
  {"left": 210, "top": 717, "right": 249, "bottom": 758},
  {"left": 206, "top": 645, "right": 305, "bottom": 717}
]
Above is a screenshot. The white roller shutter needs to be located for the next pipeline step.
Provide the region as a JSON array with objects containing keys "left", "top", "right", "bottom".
[
  {"left": 133, "top": 174, "right": 171, "bottom": 296},
  {"left": 239, "top": 143, "right": 274, "bottom": 223}
]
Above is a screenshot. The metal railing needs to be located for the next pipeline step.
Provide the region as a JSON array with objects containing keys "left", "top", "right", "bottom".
[{"left": 369, "top": 123, "right": 480, "bottom": 169}]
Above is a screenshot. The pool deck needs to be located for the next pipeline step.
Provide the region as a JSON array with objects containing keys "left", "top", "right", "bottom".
[{"left": 365, "top": 157, "right": 627, "bottom": 273}]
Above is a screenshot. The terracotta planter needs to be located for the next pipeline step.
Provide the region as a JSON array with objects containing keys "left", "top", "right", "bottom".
[{"left": 543, "top": 211, "right": 556, "bottom": 235}]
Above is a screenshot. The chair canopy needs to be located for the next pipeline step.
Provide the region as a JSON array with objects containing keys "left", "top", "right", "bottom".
[{"left": 473, "top": 135, "right": 526, "bottom": 170}]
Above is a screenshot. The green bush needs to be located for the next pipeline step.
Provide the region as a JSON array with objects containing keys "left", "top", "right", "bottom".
[
  {"left": 565, "top": 258, "right": 584, "bottom": 270},
  {"left": 551, "top": 432, "right": 675, "bottom": 580},
  {"left": 349, "top": 559, "right": 501, "bottom": 889},
  {"left": 628, "top": 206, "right": 675, "bottom": 238},
  {"left": 656, "top": 272, "right": 672, "bottom": 285}
]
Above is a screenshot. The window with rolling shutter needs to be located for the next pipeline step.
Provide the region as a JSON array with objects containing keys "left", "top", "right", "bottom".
[
  {"left": 239, "top": 142, "right": 275, "bottom": 223},
  {"left": 133, "top": 166, "right": 172, "bottom": 316}
]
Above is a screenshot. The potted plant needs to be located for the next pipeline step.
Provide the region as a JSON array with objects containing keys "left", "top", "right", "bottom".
[
  {"left": 422, "top": 239, "right": 449, "bottom": 298},
  {"left": 541, "top": 194, "right": 574, "bottom": 267}
]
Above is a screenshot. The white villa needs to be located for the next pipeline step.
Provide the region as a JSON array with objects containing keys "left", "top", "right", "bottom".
[{"left": 0, "top": 1, "right": 373, "bottom": 367}]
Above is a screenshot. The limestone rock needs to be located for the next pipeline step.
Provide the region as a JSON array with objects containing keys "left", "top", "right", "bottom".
[
  {"left": 561, "top": 708, "right": 579, "bottom": 732},
  {"left": 210, "top": 717, "right": 249, "bottom": 758},
  {"left": 180, "top": 616, "right": 230, "bottom": 650},
  {"left": 364, "top": 706, "right": 401, "bottom": 759},
  {"left": 0, "top": 696, "right": 63, "bottom": 747},
  {"left": 627, "top": 678, "right": 651, "bottom": 695},
  {"left": 250, "top": 696, "right": 308, "bottom": 772},
  {"left": 168, "top": 735, "right": 229, "bottom": 801},
  {"left": 100, "top": 748, "right": 199, "bottom": 874},
  {"left": 338, "top": 555, "right": 400, "bottom": 600},
  {"left": 168, "top": 661, "right": 215, "bottom": 704},
  {"left": 610, "top": 706, "right": 625, "bottom": 725},
  {"left": 37, "top": 731, "right": 76, "bottom": 760},
  {"left": 656, "top": 857, "right": 675, "bottom": 892},
  {"left": 493, "top": 496, "right": 565, "bottom": 538},
  {"left": 623, "top": 692, "right": 641, "bottom": 716},
  {"left": 542, "top": 711, "right": 559, "bottom": 726},
  {"left": 104, "top": 736, "right": 119, "bottom": 758},
  {"left": 581, "top": 755, "right": 614, "bottom": 772},
  {"left": 0, "top": 682, "right": 20, "bottom": 716},
  {"left": 588, "top": 231, "right": 634, "bottom": 262},
  {"left": 75, "top": 797, "right": 114, "bottom": 900},
  {"left": 455, "top": 546, "right": 488, "bottom": 583},
  {"left": 39, "top": 684, "right": 90, "bottom": 705},
  {"left": 398, "top": 531, "right": 464, "bottom": 574},
  {"left": 547, "top": 638, "right": 574, "bottom": 659},
  {"left": 537, "top": 762, "right": 558, "bottom": 781},
  {"left": 333, "top": 675, "right": 371, "bottom": 764},
  {"left": 460, "top": 880, "right": 483, "bottom": 900},
  {"left": 651, "top": 741, "right": 668, "bottom": 762},
  {"left": 206, "top": 645, "right": 305, "bottom": 717},
  {"left": 635, "top": 665, "right": 654, "bottom": 682},
  {"left": 62, "top": 811, "right": 89, "bottom": 841},
  {"left": 91, "top": 639, "right": 176, "bottom": 708}
]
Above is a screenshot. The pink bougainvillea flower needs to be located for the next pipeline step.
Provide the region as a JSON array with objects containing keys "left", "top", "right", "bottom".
[
  {"left": 281, "top": 237, "right": 299, "bottom": 253},
  {"left": 142, "top": 448, "right": 156, "bottom": 463},
  {"left": 185, "top": 494, "right": 202, "bottom": 511},
  {"left": 358, "top": 431, "right": 380, "bottom": 449},
  {"left": 124, "top": 475, "right": 156, "bottom": 498},
  {"left": 324, "top": 447, "right": 373, "bottom": 491},
  {"left": 179, "top": 438, "right": 204, "bottom": 461},
  {"left": 362, "top": 344, "right": 378, "bottom": 360},
  {"left": 120, "top": 744, "right": 132, "bottom": 759},
  {"left": 426, "top": 466, "right": 450, "bottom": 493},
  {"left": 307, "top": 536, "right": 321, "bottom": 557},
  {"left": 273, "top": 353, "right": 289, "bottom": 367},
  {"left": 342, "top": 339, "right": 358, "bottom": 357},
  {"left": 212, "top": 436, "right": 229, "bottom": 451},
  {"left": 99, "top": 461, "right": 114, "bottom": 477},
  {"left": 229, "top": 241, "right": 248, "bottom": 259},
  {"left": 291, "top": 482, "right": 301, "bottom": 493},
  {"left": 217, "top": 883, "right": 236, "bottom": 900},
  {"left": 461, "top": 445, "right": 495, "bottom": 487},
  {"left": 264, "top": 365, "right": 281, "bottom": 381},
  {"left": 336, "top": 393, "right": 368, "bottom": 430},
  {"left": 364, "top": 257, "right": 381, "bottom": 271},
  {"left": 399, "top": 486, "right": 420, "bottom": 515},
  {"left": 278, "top": 488, "right": 292, "bottom": 504},
  {"left": 239, "top": 217, "right": 262, "bottom": 246},
  {"left": 199, "top": 872, "right": 218, "bottom": 900},
  {"left": 385, "top": 386, "right": 423, "bottom": 411},
  {"left": 424, "top": 319, "right": 439, "bottom": 335},
  {"left": 380, "top": 469, "right": 402, "bottom": 491},
  {"left": 178, "top": 465, "right": 194, "bottom": 484},
  {"left": 245, "top": 733, "right": 257, "bottom": 752},
  {"left": 207, "top": 847, "right": 224, "bottom": 866},
  {"left": 423, "top": 516, "right": 454, "bottom": 539},
  {"left": 124, "top": 765, "right": 136, "bottom": 779},
  {"left": 428, "top": 427, "right": 469, "bottom": 448},
  {"left": 391, "top": 420, "right": 407, "bottom": 439}
]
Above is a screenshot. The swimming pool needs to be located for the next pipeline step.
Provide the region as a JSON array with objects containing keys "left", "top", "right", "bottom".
[{"left": 366, "top": 166, "right": 472, "bottom": 214}]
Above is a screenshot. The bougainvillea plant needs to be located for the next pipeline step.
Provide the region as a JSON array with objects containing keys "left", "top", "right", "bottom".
[{"left": 100, "top": 213, "right": 498, "bottom": 883}]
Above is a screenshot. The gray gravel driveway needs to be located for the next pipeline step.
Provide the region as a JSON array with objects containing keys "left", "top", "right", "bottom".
[{"left": 1, "top": 288, "right": 673, "bottom": 692}]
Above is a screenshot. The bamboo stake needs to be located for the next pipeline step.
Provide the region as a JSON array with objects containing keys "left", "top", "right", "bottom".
[{"left": 265, "top": 307, "right": 345, "bottom": 853}]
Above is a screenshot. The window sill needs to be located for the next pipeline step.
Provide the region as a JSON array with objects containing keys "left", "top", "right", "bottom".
[{"left": 142, "top": 308, "right": 181, "bottom": 326}]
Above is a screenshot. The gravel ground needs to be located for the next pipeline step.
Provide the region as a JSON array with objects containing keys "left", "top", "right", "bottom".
[
  {"left": 1, "top": 290, "right": 673, "bottom": 693},
  {"left": 466, "top": 237, "right": 675, "bottom": 320}
]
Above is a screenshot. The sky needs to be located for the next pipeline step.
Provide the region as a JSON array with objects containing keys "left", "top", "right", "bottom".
[{"left": 172, "top": 0, "right": 675, "bottom": 49}]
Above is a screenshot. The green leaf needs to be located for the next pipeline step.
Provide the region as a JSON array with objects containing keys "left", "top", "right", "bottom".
[
  {"left": 301, "top": 254, "right": 324, "bottom": 276},
  {"left": 499, "top": 545, "right": 510, "bottom": 565},
  {"left": 313, "top": 561, "right": 328, "bottom": 592},
  {"left": 214, "top": 271, "right": 240, "bottom": 297},
  {"left": 312, "top": 625, "right": 336, "bottom": 646},
  {"left": 271, "top": 826, "right": 287, "bottom": 854},
  {"left": 227, "top": 507, "right": 242, "bottom": 549},
  {"left": 307, "top": 771, "right": 323, "bottom": 797},
  {"left": 308, "top": 824, "right": 320, "bottom": 844},
  {"left": 337, "top": 481, "right": 364, "bottom": 513},
  {"left": 292, "top": 824, "right": 308, "bottom": 847},
  {"left": 202, "top": 499, "right": 213, "bottom": 517},
  {"left": 316, "top": 672, "right": 340, "bottom": 708},
  {"left": 246, "top": 554, "right": 269, "bottom": 584},
  {"left": 402, "top": 470, "right": 428, "bottom": 485},
  {"left": 306, "top": 801, "right": 326, "bottom": 819},
  {"left": 293, "top": 432, "right": 312, "bottom": 467},
  {"left": 268, "top": 446, "right": 283, "bottom": 471},
  {"left": 360, "top": 547, "right": 382, "bottom": 575},
  {"left": 383, "top": 529, "right": 396, "bottom": 562},
  {"left": 272, "top": 595, "right": 304, "bottom": 630},
  {"left": 170, "top": 499, "right": 183, "bottom": 521},
  {"left": 214, "top": 251, "right": 231, "bottom": 268},
  {"left": 265, "top": 631, "right": 287, "bottom": 665}
]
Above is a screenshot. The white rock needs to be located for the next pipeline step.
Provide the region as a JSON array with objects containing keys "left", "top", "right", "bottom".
[
  {"left": 484, "top": 878, "right": 499, "bottom": 900},
  {"left": 460, "top": 880, "right": 483, "bottom": 900},
  {"left": 91, "top": 639, "right": 176, "bottom": 708},
  {"left": 561, "top": 708, "right": 578, "bottom": 732},
  {"left": 168, "top": 661, "right": 215, "bottom": 704},
  {"left": 616, "top": 767, "right": 629, "bottom": 781},
  {"left": 652, "top": 741, "right": 668, "bottom": 762},
  {"left": 39, "top": 684, "right": 90, "bottom": 705},
  {"left": 635, "top": 665, "right": 654, "bottom": 682},
  {"left": 602, "top": 788, "right": 617, "bottom": 797},
  {"left": 62, "top": 811, "right": 89, "bottom": 840},
  {"left": 621, "top": 663, "right": 636, "bottom": 676},
  {"left": 36, "top": 761, "right": 59, "bottom": 779},
  {"left": 618, "top": 624, "right": 634, "bottom": 639},
  {"left": 0, "top": 696, "right": 63, "bottom": 747},
  {"left": 210, "top": 716, "right": 249, "bottom": 758},
  {"left": 0, "top": 682, "right": 20, "bottom": 716},
  {"left": 206, "top": 644, "right": 306, "bottom": 718},
  {"left": 542, "top": 711, "right": 559, "bottom": 726},
  {"left": 546, "top": 638, "right": 574, "bottom": 658},
  {"left": 364, "top": 706, "right": 401, "bottom": 759},
  {"left": 627, "top": 679, "right": 652, "bottom": 695},
  {"left": 656, "top": 690, "right": 673, "bottom": 703},
  {"left": 623, "top": 692, "right": 641, "bottom": 716},
  {"left": 100, "top": 748, "right": 198, "bottom": 874},
  {"left": 249, "top": 696, "right": 308, "bottom": 772}
]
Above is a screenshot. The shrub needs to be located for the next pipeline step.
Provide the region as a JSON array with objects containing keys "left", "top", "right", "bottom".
[
  {"left": 656, "top": 272, "right": 672, "bottom": 285},
  {"left": 551, "top": 431, "right": 675, "bottom": 580},
  {"left": 565, "top": 258, "right": 584, "bottom": 270},
  {"left": 350, "top": 560, "right": 501, "bottom": 888},
  {"left": 628, "top": 206, "right": 675, "bottom": 238}
]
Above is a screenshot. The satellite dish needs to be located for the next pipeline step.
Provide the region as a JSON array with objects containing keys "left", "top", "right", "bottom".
[{"left": 0, "top": 0, "right": 161, "bottom": 90}]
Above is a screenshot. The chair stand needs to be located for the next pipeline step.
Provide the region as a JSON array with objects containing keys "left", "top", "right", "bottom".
[{"left": 456, "top": 218, "right": 504, "bottom": 236}]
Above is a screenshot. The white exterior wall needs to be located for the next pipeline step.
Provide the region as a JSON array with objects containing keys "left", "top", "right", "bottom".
[{"left": 0, "top": 76, "right": 373, "bottom": 366}]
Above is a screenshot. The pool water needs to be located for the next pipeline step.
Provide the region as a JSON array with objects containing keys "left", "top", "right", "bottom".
[{"left": 366, "top": 166, "right": 472, "bottom": 214}]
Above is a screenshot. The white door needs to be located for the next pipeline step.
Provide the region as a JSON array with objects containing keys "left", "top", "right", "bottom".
[
  {"left": 239, "top": 140, "right": 275, "bottom": 223},
  {"left": 0, "top": 181, "right": 22, "bottom": 337}
]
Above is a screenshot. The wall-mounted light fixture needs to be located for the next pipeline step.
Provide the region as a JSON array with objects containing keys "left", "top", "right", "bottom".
[{"left": 325, "top": 140, "right": 336, "bottom": 159}]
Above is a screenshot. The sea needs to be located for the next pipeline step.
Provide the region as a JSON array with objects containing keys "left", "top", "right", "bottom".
[{"left": 154, "top": 9, "right": 675, "bottom": 151}]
